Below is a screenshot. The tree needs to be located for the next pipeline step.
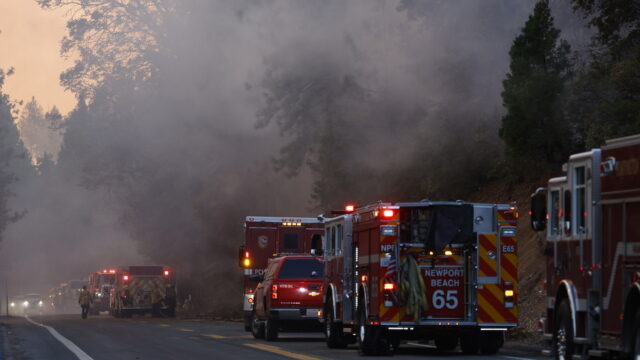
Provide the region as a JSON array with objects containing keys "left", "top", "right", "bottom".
[
  {"left": 571, "top": 0, "right": 640, "bottom": 147},
  {"left": 0, "top": 69, "right": 31, "bottom": 243},
  {"left": 499, "top": 0, "right": 573, "bottom": 170}
]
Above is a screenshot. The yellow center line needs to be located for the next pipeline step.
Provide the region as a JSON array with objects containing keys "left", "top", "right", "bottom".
[
  {"left": 178, "top": 328, "right": 194, "bottom": 332},
  {"left": 244, "top": 343, "right": 325, "bottom": 360},
  {"left": 159, "top": 324, "right": 169, "bottom": 327},
  {"left": 203, "top": 334, "right": 227, "bottom": 339}
]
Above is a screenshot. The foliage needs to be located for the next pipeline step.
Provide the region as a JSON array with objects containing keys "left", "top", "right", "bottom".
[
  {"left": 570, "top": 0, "right": 640, "bottom": 147},
  {"left": 499, "top": 0, "right": 573, "bottom": 172}
]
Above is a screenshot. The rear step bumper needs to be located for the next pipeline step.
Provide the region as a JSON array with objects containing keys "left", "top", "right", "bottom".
[{"left": 270, "top": 307, "right": 321, "bottom": 321}]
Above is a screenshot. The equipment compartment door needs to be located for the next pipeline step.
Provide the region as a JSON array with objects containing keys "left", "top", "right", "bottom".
[{"left": 423, "top": 265, "right": 465, "bottom": 319}]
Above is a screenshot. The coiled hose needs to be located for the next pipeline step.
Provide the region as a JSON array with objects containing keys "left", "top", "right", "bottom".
[{"left": 399, "top": 253, "right": 429, "bottom": 320}]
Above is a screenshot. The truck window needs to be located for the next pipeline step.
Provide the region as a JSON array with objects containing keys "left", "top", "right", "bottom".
[
  {"left": 277, "top": 259, "right": 324, "bottom": 279},
  {"left": 550, "top": 190, "right": 560, "bottom": 236},
  {"left": 574, "top": 166, "right": 586, "bottom": 234},
  {"left": 564, "top": 190, "right": 572, "bottom": 235},
  {"left": 324, "top": 228, "right": 332, "bottom": 254},
  {"left": 283, "top": 233, "right": 299, "bottom": 251},
  {"left": 400, "top": 205, "right": 474, "bottom": 252},
  {"left": 311, "top": 234, "right": 322, "bottom": 253}
]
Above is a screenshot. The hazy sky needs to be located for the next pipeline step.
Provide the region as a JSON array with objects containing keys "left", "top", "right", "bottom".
[{"left": 0, "top": 0, "right": 75, "bottom": 114}]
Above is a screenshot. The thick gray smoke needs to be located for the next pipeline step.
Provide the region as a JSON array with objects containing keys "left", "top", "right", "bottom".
[{"left": 1, "top": 0, "right": 583, "bottom": 314}]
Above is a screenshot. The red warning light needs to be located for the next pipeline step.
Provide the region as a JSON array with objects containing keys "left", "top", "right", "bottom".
[
  {"left": 123, "top": 275, "right": 129, "bottom": 281},
  {"left": 164, "top": 270, "right": 170, "bottom": 277},
  {"left": 345, "top": 204, "right": 355, "bottom": 212},
  {"left": 382, "top": 209, "right": 394, "bottom": 218}
]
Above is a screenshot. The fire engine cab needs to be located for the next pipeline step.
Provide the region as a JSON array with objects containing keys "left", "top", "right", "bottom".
[
  {"left": 239, "top": 216, "right": 324, "bottom": 331},
  {"left": 320, "top": 201, "right": 518, "bottom": 355},
  {"left": 531, "top": 133, "right": 640, "bottom": 360}
]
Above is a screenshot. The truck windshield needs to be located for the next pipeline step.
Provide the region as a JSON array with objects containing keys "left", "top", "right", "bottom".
[
  {"left": 399, "top": 205, "right": 474, "bottom": 252},
  {"left": 99, "top": 274, "right": 116, "bottom": 285},
  {"left": 278, "top": 259, "right": 324, "bottom": 279}
]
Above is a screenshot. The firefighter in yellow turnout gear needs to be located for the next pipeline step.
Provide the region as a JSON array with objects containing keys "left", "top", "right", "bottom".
[
  {"left": 151, "top": 285, "right": 164, "bottom": 317},
  {"left": 78, "top": 286, "right": 93, "bottom": 319}
]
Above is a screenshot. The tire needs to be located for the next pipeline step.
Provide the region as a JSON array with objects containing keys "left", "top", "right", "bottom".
[
  {"left": 480, "top": 331, "right": 503, "bottom": 355},
  {"left": 357, "top": 307, "right": 389, "bottom": 355},
  {"left": 265, "top": 316, "right": 279, "bottom": 341},
  {"left": 244, "top": 314, "right": 252, "bottom": 332},
  {"left": 553, "top": 299, "right": 574, "bottom": 360},
  {"left": 326, "top": 303, "right": 347, "bottom": 349},
  {"left": 251, "top": 312, "right": 265, "bottom": 339},
  {"left": 460, "top": 334, "right": 480, "bottom": 354},
  {"left": 632, "top": 309, "right": 640, "bottom": 360},
  {"left": 435, "top": 335, "right": 458, "bottom": 351}
]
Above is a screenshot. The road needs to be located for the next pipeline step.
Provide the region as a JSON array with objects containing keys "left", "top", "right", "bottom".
[{"left": 0, "top": 314, "right": 545, "bottom": 360}]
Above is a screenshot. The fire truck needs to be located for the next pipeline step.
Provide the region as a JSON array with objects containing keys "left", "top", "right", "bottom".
[
  {"left": 531, "top": 133, "right": 640, "bottom": 359},
  {"left": 320, "top": 201, "right": 519, "bottom": 355},
  {"left": 109, "top": 266, "right": 176, "bottom": 318},
  {"left": 88, "top": 269, "right": 116, "bottom": 315},
  {"left": 239, "top": 216, "right": 324, "bottom": 331}
]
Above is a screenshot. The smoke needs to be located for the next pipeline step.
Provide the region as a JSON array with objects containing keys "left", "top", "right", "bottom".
[{"left": 1, "top": 0, "right": 583, "bottom": 314}]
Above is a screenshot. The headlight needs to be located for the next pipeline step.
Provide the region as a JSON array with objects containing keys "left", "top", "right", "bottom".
[
  {"left": 38, "top": 301, "right": 43, "bottom": 306},
  {"left": 23, "top": 301, "right": 29, "bottom": 307},
  {"left": 10, "top": 302, "right": 14, "bottom": 307}
]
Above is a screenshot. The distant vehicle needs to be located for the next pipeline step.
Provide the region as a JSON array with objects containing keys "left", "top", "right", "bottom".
[
  {"left": 109, "top": 266, "right": 176, "bottom": 318},
  {"left": 239, "top": 216, "right": 324, "bottom": 331},
  {"left": 8, "top": 295, "right": 25, "bottom": 316},
  {"left": 250, "top": 255, "right": 324, "bottom": 341},
  {"left": 531, "top": 133, "right": 640, "bottom": 360},
  {"left": 88, "top": 269, "right": 116, "bottom": 315},
  {"left": 23, "top": 294, "right": 45, "bottom": 314},
  {"left": 63, "top": 280, "right": 88, "bottom": 312}
]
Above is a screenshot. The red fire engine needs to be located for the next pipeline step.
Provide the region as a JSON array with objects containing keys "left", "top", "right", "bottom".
[
  {"left": 531, "top": 133, "right": 640, "bottom": 359},
  {"left": 321, "top": 201, "right": 518, "bottom": 355},
  {"left": 239, "top": 216, "right": 324, "bottom": 331}
]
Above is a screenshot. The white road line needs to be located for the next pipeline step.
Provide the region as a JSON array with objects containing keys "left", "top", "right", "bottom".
[
  {"left": 24, "top": 315, "right": 94, "bottom": 360},
  {"left": 502, "top": 356, "right": 536, "bottom": 360}
]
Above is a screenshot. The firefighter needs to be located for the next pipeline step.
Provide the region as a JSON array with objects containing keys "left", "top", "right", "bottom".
[
  {"left": 78, "top": 286, "right": 92, "bottom": 320},
  {"left": 151, "top": 285, "right": 164, "bottom": 317}
]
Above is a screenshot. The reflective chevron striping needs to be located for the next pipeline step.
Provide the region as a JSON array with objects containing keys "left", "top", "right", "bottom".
[{"left": 479, "top": 234, "right": 497, "bottom": 277}]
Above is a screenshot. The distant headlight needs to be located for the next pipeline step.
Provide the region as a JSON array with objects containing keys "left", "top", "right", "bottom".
[
  {"left": 10, "top": 302, "right": 14, "bottom": 307},
  {"left": 23, "top": 301, "right": 29, "bottom": 307},
  {"left": 38, "top": 301, "right": 43, "bottom": 306}
]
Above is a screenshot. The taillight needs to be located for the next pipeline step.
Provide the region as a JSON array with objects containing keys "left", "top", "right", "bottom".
[
  {"left": 382, "top": 209, "right": 394, "bottom": 218},
  {"left": 383, "top": 283, "right": 395, "bottom": 291},
  {"left": 271, "top": 284, "right": 278, "bottom": 300},
  {"left": 123, "top": 275, "right": 129, "bottom": 281},
  {"left": 504, "top": 283, "right": 515, "bottom": 308},
  {"left": 164, "top": 270, "right": 170, "bottom": 277}
]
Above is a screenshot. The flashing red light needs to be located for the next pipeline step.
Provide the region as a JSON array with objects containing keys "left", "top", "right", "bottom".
[
  {"left": 109, "top": 269, "right": 116, "bottom": 273},
  {"left": 382, "top": 209, "right": 394, "bottom": 218},
  {"left": 271, "top": 284, "right": 278, "bottom": 300},
  {"left": 345, "top": 204, "right": 355, "bottom": 212},
  {"left": 244, "top": 251, "right": 250, "bottom": 258},
  {"left": 383, "top": 283, "right": 395, "bottom": 291},
  {"left": 123, "top": 275, "right": 129, "bottom": 281},
  {"left": 361, "top": 275, "right": 368, "bottom": 282},
  {"left": 164, "top": 270, "right": 170, "bottom": 277}
]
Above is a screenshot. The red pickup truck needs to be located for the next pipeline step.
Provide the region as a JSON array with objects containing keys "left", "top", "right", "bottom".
[{"left": 250, "top": 255, "right": 324, "bottom": 341}]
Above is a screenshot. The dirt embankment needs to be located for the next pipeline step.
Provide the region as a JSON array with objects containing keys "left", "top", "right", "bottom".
[{"left": 467, "top": 176, "right": 553, "bottom": 341}]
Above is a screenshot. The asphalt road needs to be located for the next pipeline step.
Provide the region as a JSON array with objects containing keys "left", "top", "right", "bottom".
[{"left": 0, "top": 314, "right": 546, "bottom": 360}]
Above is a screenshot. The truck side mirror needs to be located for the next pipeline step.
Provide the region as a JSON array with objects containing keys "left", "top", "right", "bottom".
[
  {"left": 249, "top": 274, "right": 263, "bottom": 282},
  {"left": 530, "top": 189, "right": 547, "bottom": 232}
]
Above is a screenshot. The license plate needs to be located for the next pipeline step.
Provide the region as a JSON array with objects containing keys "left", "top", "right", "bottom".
[{"left": 306, "top": 308, "right": 320, "bottom": 317}]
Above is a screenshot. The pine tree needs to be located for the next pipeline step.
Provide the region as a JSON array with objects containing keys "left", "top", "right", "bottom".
[{"left": 499, "top": 0, "right": 572, "bottom": 170}]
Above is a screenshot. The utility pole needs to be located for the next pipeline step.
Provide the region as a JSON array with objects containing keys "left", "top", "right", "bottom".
[{"left": 5, "top": 277, "right": 8, "bottom": 317}]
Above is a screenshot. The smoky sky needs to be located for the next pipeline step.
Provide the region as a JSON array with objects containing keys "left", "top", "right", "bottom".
[{"left": 0, "top": 0, "right": 582, "bottom": 310}]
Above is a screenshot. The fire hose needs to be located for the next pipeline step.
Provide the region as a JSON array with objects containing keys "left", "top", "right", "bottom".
[{"left": 399, "top": 253, "right": 429, "bottom": 320}]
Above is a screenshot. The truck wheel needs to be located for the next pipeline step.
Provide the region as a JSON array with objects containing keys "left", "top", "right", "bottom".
[
  {"left": 480, "top": 331, "right": 503, "bottom": 355},
  {"left": 326, "top": 304, "right": 347, "bottom": 349},
  {"left": 265, "top": 316, "right": 279, "bottom": 341},
  {"left": 553, "top": 299, "right": 574, "bottom": 360},
  {"left": 460, "top": 335, "right": 480, "bottom": 354},
  {"left": 633, "top": 309, "right": 640, "bottom": 360},
  {"left": 435, "top": 335, "right": 458, "bottom": 351},
  {"left": 244, "top": 314, "right": 252, "bottom": 332},
  {"left": 251, "top": 312, "right": 265, "bottom": 339},
  {"left": 356, "top": 307, "right": 389, "bottom": 355}
]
